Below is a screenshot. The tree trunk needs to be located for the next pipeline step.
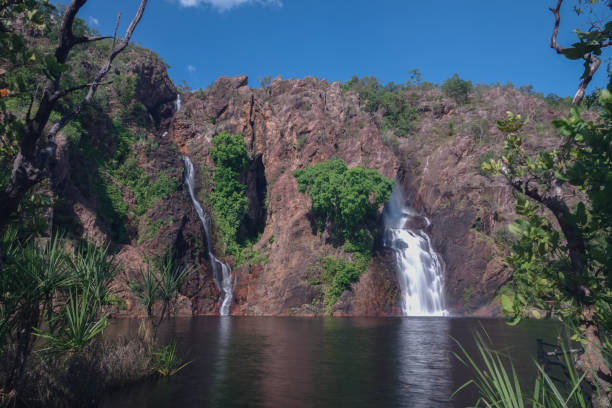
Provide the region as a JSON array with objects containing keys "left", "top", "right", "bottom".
[
  {"left": 0, "top": 0, "right": 148, "bottom": 234},
  {"left": 3, "top": 303, "right": 40, "bottom": 397},
  {"left": 576, "top": 307, "right": 612, "bottom": 408},
  {"left": 0, "top": 151, "right": 45, "bottom": 231}
]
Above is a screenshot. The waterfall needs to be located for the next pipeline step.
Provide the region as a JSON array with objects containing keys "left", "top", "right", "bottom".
[
  {"left": 383, "top": 185, "right": 447, "bottom": 316},
  {"left": 175, "top": 94, "right": 182, "bottom": 112},
  {"left": 183, "top": 156, "right": 234, "bottom": 315}
]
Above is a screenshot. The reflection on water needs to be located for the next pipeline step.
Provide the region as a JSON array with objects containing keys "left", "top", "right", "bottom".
[
  {"left": 396, "top": 318, "right": 451, "bottom": 405},
  {"left": 101, "top": 317, "right": 561, "bottom": 408}
]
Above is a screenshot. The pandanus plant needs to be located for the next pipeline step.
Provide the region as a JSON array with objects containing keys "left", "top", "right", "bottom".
[
  {"left": 453, "top": 330, "right": 600, "bottom": 408},
  {"left": 130, "top": 252, "right": 194, "bottom": 376},
  {"left": 130, "top": 252, "right": 193, "bottom": 332},
  {"left": 0, "top": 229, "right": 116, "bottom": 394}
]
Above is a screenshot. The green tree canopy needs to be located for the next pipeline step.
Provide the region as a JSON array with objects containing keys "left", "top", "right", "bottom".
[
  {"left": 210, "top": 131, "right": 249, "bottom": 170},
  {"left": 293, "top": 159, "right": 393, "bottom": 252},
  {"left": 441, "top": 73, "right": 473, "bottom": 105},
  {"left": 209, "top": 132, "right": 249, "bottom": 255},
  {"left": 343, "top": 75, "right": 419, "bottom": 137}
]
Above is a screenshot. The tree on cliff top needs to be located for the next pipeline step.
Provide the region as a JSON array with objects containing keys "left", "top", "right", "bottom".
[
  {"left": 441, "top": 73, "right": 473, "bottom": 105},
  {"left": 0, "top": 0, "right": 148, "bottom": 233}
]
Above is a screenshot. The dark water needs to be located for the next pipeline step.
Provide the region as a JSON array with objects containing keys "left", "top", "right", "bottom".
[{"left": 101, "top": 317, "right": 561, "bottom": 408}]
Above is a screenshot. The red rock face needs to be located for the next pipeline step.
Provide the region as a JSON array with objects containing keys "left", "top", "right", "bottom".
[
  {"left": 170, "top": 76, "right": 401, "bottom": 316},
  {"left": 393, "top": 86, "right": 579, "bottom": 315},
  {"left": 54, "top": 56, "right": 574, "bottom": 317},
  {"left": 167, "top": 77, "right": 571, "bottom": 317}
]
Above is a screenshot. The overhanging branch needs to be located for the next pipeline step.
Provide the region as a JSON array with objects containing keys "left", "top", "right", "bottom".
[
  {"left": 0, "top": 0, "right": 149, "bottom": 232},
  {"left": 549, "top": 0, "right": 611, "bottom": 105},
  {"left": 50, "top": 80, "right": 114, "bottom": 102},
  {"left": 550, "top": 0, "right": 564, "bottom": 54},
  {"left": 500, "top": 165, "right": 586, "bottom": 277}
]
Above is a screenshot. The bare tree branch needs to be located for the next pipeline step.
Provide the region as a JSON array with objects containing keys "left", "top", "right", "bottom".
[
  {"left": 550, "top": 0, "right": 564, "bottom": 53},
  {"left": 111, "top": 12, "right": 121, "bottom": 50},
  {"left": 48, "top": 0, "right": 148, "bottom": 139},
  {"left": 25, "top": 85, "right": 38, "bottom": 121},
  {"left": 50, "top": 80, "right": 114, "bottom": 102},
  {"left": 72, "top": 35, "right": 113, "bottom": 46},
  {"left": 573, "top": 53, "right": 601, "bottom": 105},
  {"left": 549, "top": 0, "right": 611, "bottom": 105}
]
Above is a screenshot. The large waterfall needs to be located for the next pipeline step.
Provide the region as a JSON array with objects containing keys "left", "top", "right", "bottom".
[
  {"left": 183, "top": 156, "right": 234, "bottom": 315},
  {"left": 383, "top": 186, "right": 447, "bottom": 316}
]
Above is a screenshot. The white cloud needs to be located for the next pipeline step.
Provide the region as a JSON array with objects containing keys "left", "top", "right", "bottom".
[
  {"left": 187, "top": 65, "right": 197, "bottom": 72},
  {"left": 178, "top": 0, "right": 281, "bottom": 12},
  {"left": 88, "top": 16, "right": 99, "bottom": 25}
]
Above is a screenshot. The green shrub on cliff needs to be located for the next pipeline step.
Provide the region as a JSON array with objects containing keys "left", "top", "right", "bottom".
[
  {"left": 343, "top": 76, "right": 419, "bottom": 137},
  {"left": 441, "top": 73, "right": 473, "bottom": 105},
  {"left": 209, "top": 132, "right": 249, "bottom": 256},
  {"left": 294, "top": 159, "right": 393, "bottom": 254},
  {"left": 75, "top": 120, "right": 178, "bottom": 242},
  {"left": 320, "top": 254, "right": 369, "bottom": 309}
]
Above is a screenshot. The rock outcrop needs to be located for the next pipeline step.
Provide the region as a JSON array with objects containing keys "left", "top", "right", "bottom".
[
  {"left": 394, "top": 86, "right": 571, "bottom": 313},
  {"left": 50, "top": 48, "right": 573, "bottom": 317},
  {"left": 171, "top": 76, "right": 401, "bottom": 315}
]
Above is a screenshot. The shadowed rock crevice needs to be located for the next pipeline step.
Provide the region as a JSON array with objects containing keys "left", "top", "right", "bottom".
[{"left": 240, "top": 153, "right": 267, "bottom": 240}]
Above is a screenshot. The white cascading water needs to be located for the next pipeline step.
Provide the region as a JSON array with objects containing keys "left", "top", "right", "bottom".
[
  {"left": 175, "top": 94, "right": 181, "bottom": 112},
  {"left": 183, "top": 156, "right": 234, "bottom": 315},
  {"left": 383, "top": 185, "right": 447, "bottom": 316},
  {"left": 175, "top": 94, "right": 232, "bottom": 315}
]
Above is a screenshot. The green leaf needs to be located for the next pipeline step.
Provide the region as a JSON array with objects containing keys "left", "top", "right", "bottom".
[
  {"left": 43, "top": 55, "right": 68, "bottom": 78},
  {"left": 507, "top": 315, "right": 521, "bottom": 326},
  {"left": 574, "top": 202, "right": 587, "bottom": 226},
  {"left": 561, "top": 47, "right": 585, "bottom": 60},
  {"left": 500, "top": 294, "right": 514, "bottom": 314}
]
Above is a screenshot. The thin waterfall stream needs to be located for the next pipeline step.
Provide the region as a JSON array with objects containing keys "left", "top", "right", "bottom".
[
  {"left": 383, "top": 185, "right": 447, "bottom": 316},
  {"left": 183, "top": 156, "right": 234, "bottom": 315},
  {"left": 174, "top": 93, "right": 232, "bottom": 315},
  {"left": 175, "top": 94, "right": 181, "bottom": 112}
]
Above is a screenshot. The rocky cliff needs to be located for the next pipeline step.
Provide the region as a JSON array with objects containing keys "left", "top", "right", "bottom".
[
  {"left": 48, "top": 49, "right": 571, "bottom": 316},
  {"left": 170, "top": 75, "right": 401, "bottom": 316},
  {"left": 392, "top": 86, "right": 567, "bottom": 314}
]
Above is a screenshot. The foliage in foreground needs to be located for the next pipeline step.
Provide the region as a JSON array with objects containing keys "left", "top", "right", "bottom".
[
  {"left": 0, "top": 227, "right": 193, "bottom": 406},
  {"left": 482, "top": 105, "right": 612, "bottom": 329},
  {"left": 18, "top": 332, "right": 154, "bottom": 407},
  {"left": 454, "top": 331, "right": 597, "bottom": 408},
  {"left": 0, "top": 229, "right": 117, "bottom": 403},
  {"left": 153, "top": 340, "right": 192, "bottom": 377},
  {"left": 482, "top": 85, "right": 612, "bottom": 405},
  {"left": 130, "top": 252, "right": 193, "bottom": 334}
]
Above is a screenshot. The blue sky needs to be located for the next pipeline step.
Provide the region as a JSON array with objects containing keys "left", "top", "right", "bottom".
[{"left": 67, "top": 0, "right": 611, "bottom": 96}]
